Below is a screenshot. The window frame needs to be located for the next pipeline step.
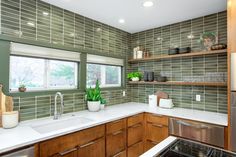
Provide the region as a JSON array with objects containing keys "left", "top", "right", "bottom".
[
  {"left": 9, "top": 55, "right": 79, "bottom": 92},
  {"left": 86, "top": 63, "right": 123, "bottom": 88}
]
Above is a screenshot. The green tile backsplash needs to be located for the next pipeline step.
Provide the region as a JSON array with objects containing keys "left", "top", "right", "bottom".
[
  {"left": 128, "top": 11, "right": 228, "bottom": 114},
  {"left": 0, "top": 0, "right": 228, "bottom": 121}
]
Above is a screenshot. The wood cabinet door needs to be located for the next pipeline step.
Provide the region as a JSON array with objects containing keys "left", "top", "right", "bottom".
[
  {"left": 106, "top": 119, "right": 126, "bottom": 135},
  {"left": 127, "top": 114, "right": 144, "bottom": 127},
  {"left": 77, "top": 137, "right": 105, "bottom": 157},
  {"left": 127, "top": 141, "right": 143, "bottom": 157},
  {"left": 146, "top": 123, "right": 168, "bottom": 143},
  {"left": 144, "top": 140, "right": 158, "bottom": 151},
  {"left": 106, "top": 130, "right": 126, "bottom": 157},
  {"left": 112, "top": 150, "right": 126, "bottom": 157},
  {"left": 127, "top": 123, "right": 143, "bottom": 146}
]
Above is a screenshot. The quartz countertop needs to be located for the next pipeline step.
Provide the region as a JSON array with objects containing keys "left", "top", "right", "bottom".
[{"left": 0, "top": 102, "right": 228, "bottom": 154}]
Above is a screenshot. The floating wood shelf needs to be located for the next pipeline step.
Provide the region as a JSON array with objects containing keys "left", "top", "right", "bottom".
[
  {"left": 128, "top": 81, "right": 227, "bottom": 87},
  {"left": 128, "top": 49, "right": 227, "bottom": 63}
]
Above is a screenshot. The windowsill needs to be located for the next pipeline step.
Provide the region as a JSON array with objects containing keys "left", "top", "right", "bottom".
[{"left": 10, "top": 87, "right": 78, "bottom": 93}]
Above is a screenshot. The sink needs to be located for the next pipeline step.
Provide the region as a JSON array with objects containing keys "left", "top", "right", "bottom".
[{"left": 31, "top": 117, "right": 93, "bottom": 134}]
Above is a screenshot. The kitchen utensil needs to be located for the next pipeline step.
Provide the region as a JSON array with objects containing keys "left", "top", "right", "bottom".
[
  {"left": 149, "top": 95, "right": 157, "bottom": 108},
  {"left": 157, "top": 76, "right": 167, "bottom": 82},
  {"left": 155, "top": 91, "right": 169, "bottom": 105},
  {"left": 2, "top": 111, "right": 19, "bottom": 128},
  {"left": 148, "top": 72, "right": 154, "bottom": 81},
  {"left": 159, "top": 99, "right": 174, "bottom": 108},
  {"left": 168, "top": 48, "right": 179, "bottom": 55},
  {"left": 179, "top": 47, "right": 191, "bottom": 54}
]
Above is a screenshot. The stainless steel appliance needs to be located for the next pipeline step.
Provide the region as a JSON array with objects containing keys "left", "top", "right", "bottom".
[
  {"left": 169, "top": 118, "right": 224, "bottom": 148},
  {"left": 231, "top": 53, "right": 236, "bottom": 152},
  {"left": 1, "top": 146, "right": 34, "bottom": 157},
  {"left": 158, "top": 138, "right": 236, "bottom": 157}
]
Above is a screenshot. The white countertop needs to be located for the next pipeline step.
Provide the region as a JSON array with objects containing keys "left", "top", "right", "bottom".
[
  {"left": 0, "top": 102, "right": 228, "bottom": 154},
  {"left": 140, "top": 136, "right": 177, "bottom": 157}
]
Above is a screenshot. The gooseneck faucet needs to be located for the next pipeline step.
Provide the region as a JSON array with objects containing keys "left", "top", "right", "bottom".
[{"left": 53, "top": 92, "right": 64, "bottom": 120}]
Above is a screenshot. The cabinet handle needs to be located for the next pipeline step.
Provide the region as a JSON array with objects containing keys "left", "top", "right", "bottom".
[
  {"left": 59, "top": 148, "right": 77, "bottom": 156},
  {"left": 112, "top": 130, "right": 123, "bottom": 136},
  {"left": 79, "top": 141, "right": 95, "bottom": 148},
  {"left": 152, "top": 124, "right": 163, "bottom": 128},
  {"left": 147, "top": 140, "right": 159, "bottom": 145},
  {"left": 151, "top": 114, "right": 162, "bottom": 117},
  {"left": 131, "top": 123, "right": 142, "bottom": 128},
  {"left": 113, "top": 151, "right": 124, "bottom": 157},
  {"left": 111, "top": 119, "right": 123, "bottom": 124}
]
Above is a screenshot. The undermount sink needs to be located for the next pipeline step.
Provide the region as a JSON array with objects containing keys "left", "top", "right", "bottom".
[{"left": 31, "top": 117, "right": 93, "bottom": 134}]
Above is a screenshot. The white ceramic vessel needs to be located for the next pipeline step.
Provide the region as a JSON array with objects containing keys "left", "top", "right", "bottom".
[
  {"left": 131, "top": 77, "right": 140, "bottom": 81},
  {"left": 87, "top": 101, "right": 101, "bottom": 112},
  {"left": 2, "top": 111, "right": 19, "bottom": 129}
]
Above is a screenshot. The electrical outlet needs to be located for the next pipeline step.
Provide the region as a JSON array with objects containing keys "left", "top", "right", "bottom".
[
  {"left": 196, "top": 95, "right": 201, "bottom": 102},
  {"left": 123, "top": 91, "right": 126, "bottom": 97}
]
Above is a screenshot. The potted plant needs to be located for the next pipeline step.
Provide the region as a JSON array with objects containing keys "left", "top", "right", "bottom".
[
  {"left": 18, "top": 83, "right": 26, "bottom": 92},
  {"left": 127, "top": 72, "right": 142, "bottom": 81},
  {"left": 86, "top": 80, "right": 101, "bottom": 112},
  {"left": 100, "top": 98, "right": 107, "bottom": 110}
]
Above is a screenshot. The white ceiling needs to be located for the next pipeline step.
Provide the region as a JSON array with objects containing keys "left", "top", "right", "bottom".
[{"left": 42, "top": 0, "right": 227, "bottom": 33}]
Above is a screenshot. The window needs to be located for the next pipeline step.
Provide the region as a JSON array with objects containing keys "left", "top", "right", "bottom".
[
  {"left": 10, "top": 43, "right": 80, "bottom": 91},
  {"left": 87, "top": 54, "right": 123, "bottom": 88}
]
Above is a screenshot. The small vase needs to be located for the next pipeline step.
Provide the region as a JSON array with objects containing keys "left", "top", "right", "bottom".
[
  {"left": 87, "top": 101, "right": 100, "bottom": 112},
  {"left": 131, "top": 77, "right": 139, "bottom": 81},
  {"left": 18, "top": 87, "right": 26, "bottom": 92}
]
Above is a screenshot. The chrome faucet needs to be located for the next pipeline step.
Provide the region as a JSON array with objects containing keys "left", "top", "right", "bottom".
[{"left": 53, "top": 92, "right": 64, "bottom": 120}]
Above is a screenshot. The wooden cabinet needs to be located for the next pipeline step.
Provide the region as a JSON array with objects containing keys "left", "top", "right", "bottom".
[
  {"left": 39, "top": 125, "right": 105, "bottom": 157},
  {"left": 78, "top": 137, "right": 105, "bottom": 157},
  {"left": 106, "top": 119, "right": 127, "bottom": 157},
  {"left": 228, "top": 0, "right": 236, "bottom": 52},
  {"left": 127, "top": 114, "right": 144, "bottom": 157},
  {"left": 145, "top": 113, "right": 169, "bottom": 151}
]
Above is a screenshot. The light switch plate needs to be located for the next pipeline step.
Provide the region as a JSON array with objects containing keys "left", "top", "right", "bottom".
[
  {"left": 196, "top": 95, "right": 201, "bottom": 102},
  {"left": 123, "top": 91, "right": 126, "bottom": 97}
]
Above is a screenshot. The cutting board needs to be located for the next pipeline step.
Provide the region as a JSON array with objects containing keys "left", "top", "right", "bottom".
[
  {"left": 0, "top": 84, "right": 14, "bottom": 127},
  {"left": 155, "top": 91, "right": 169, "bottom": 106}
]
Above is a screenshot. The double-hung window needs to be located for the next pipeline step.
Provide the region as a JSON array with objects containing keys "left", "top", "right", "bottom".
[
  {"left": 10, "top": 43, "right": 80, "bottom": 91},
  {"left": 87, "top": 54, "right": 124, "bottom": 88}
]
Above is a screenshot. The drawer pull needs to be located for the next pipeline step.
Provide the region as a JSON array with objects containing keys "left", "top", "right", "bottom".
[
  {"left": 152, "top": 124, "right": 163, "bottom": 128},
  {"left": 79, "top": 141, "right": 95, "bottom": 148},
  {"left": 131, "top": 123, "right": 142, "bottom": 128},
  {"left": 113, "top": 151, "right": 124, "bottom": 157},
  {"left": 151, "top": 114, "right": 163, "bottom": 117},
  {"left": 111, "top": 119, "right": 123, "bottom": 124},
  {"left": 59, "top": 148, "right": 77, "bottom": 156},
  {"left": 147, "top": 140, "right": 159, "bottom": 145},
  {"left": 112, "top": 130, "right": 123, "bottom": 136}
]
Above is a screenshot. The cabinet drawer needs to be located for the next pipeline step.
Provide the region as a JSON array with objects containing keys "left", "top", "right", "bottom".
[
  {"left": 145, "top": 140, "right": 158, "bottom": 151},
  {"left": 146, "top": 113, "right": 168, "bottom": 126},
  {"left": 106, "top": 129, "right": 126, "bottom": 157},
  {"left": 39, "top": 125, "right": 105, "bottom": 157},
  {"left": 127, "top": 114, "right": 143, "bottom": 127},
  {"left": 106, "top": 119, "right": 126, "bottom": 134},
  {"left": 127, "top": 123, "right": 143, "bottom": 146},
  {"left": 78, "top": 137, "right": 105, "bottom": 157},
  {"left": 146, "top": 123, "right": 168, "bottom": 143},
  {"left": 127, "top": 141, "right": 144, "bottom": 157}
]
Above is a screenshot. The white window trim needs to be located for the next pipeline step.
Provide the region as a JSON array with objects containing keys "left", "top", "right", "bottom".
[{"left": 9, "top": 56, "right": 78, "bottom": 92}]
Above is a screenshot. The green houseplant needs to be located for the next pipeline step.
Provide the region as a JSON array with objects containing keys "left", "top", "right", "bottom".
[
  {"left": 127, "top": 72, "right": 142, "bottom": 81},
  {"left": 86, "top": 80, "right": 102, "bottom": 112},
  {"left": 18, "top": 83, "right": 26, "bottom": 92},
  {"left": 100, "top": 98, "right": 107, "bottom": 110}
]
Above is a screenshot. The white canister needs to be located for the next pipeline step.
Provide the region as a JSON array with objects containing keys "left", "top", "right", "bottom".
[
  {"left": 2, "top": 111, "right": 19, "bottom": 129},
  {"left": 137, "top": 51, "right": 143, "bottom": 59},
  {"left": 149, "top": 95, "right": 157, "bottom": 108}
]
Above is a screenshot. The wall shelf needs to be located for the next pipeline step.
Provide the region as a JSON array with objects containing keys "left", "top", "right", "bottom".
[
  {"left": 128, "top": 49, "right": 227, "bottom": 63},
  {"left": 128, "top": 81, "right": 227, "bottom": 87}
]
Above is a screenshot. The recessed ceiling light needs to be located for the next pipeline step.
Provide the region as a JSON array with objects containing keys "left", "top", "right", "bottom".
[
  {"left": 119, "top": 19, "right": 125, "bottom": 24},
  {"left": 143, "top": 1, "right": 154, "bottom": 7},
  {"left": 43, "top": 11, "right": 49, "bottom": 16},
  {"left": 27, "top": 22, "right": 35, "bottom": 27}
]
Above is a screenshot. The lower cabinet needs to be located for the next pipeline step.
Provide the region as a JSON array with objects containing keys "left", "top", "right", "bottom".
[
  {"left": 127, "top": 141, "right": 144, "bottom": 157},
  {"left": 145, "top": 113, "right": 169, "bottom": 151}
]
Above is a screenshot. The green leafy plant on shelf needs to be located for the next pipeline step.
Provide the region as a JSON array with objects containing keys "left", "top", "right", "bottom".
[{"left": 127, "top": 72, "right": 142, "bottom": 81}]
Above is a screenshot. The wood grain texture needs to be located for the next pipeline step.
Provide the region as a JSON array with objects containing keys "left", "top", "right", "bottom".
[
  {"left": 128, "top": 49, "right": 227, "bottom": 63},
  {"left": 106, "top": 119, "right": 126, "bottom": 135},
  {"left": 127, "top": 141, "right": 143, "bottom": 157}
]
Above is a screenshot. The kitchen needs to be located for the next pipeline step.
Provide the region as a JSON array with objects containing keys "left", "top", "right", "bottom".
[{"left": 0, "top": 0, "right": 235, "bottom": 156}]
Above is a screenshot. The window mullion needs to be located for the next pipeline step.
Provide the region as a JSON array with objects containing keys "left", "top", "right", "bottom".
[
  {"left": 44, "top": 60, "right": 49, "bottom": 89},
  {"left": 101, "top": 65, "right": 106, "bottom": 86}
]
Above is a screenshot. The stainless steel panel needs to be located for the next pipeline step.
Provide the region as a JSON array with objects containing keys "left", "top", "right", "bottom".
[
  {"left": 2, "top": 146, "right": 34, "bottom": 157},
  {"left": 232, "top": 92, "right": 236, "bottom": 107},
  {"left": 231, "top": 106, "right": 236, "bottom": 152},
  {"left": 231, "top": 53, "right": 236, "bottom": 91},
  {"left": 169, "top": 118, "right": 224, "bottom": 148}
]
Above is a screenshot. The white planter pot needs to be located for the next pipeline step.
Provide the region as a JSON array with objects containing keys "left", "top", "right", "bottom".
[
  {"left": 87, "top": 101, "right": 101, "bottom": 112},
  {"left": 131, "top": 77, "right": 140, "bottom": 81}
]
